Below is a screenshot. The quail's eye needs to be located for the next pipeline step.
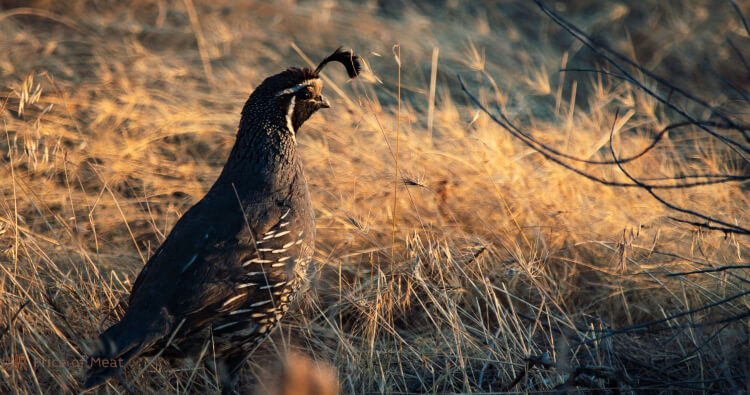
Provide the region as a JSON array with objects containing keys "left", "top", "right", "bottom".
[{"left": 299, "top": 90, "right": 313, "bottom": 100}]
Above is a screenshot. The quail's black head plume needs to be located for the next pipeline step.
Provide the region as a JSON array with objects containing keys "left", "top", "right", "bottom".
[
  {"left": 82, "top": 48, "right": 361, "bottom": 394},
  {"left": 314, "top": 47, "right": 362, "bottom": 78}
]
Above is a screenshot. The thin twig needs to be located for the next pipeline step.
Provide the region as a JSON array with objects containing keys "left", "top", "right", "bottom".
[
  {"left": 728, "top": 0, "right": 750, "bottom": 36},
  {"left": 575, "top": 290, "right": 750, "bottom": 346},
  {"left": 0, "top": 300, "right": 29, "bottom": 342},
  {"left": 666, "top": 265, "right": 750, "bottom": 276}
]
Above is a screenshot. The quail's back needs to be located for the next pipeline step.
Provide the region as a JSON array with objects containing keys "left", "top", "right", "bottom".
[{"left": 83, "top": 48, "right": 361, "bottom": 394}]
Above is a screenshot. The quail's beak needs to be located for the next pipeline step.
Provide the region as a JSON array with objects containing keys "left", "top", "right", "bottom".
[{"left": 316, "top": 95, "right": 331, "bottom": 109}]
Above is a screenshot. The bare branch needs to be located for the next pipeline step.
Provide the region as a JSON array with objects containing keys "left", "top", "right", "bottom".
[
  {"left": 608, "top": 124, "right": 750, "bottom": 234},
  {"left": 666, "top": 265, "right": 750, "bottom": 277},
  {"left": 575, "top": 290, "right": 750, "bottom": 346},
  {"left": 458, "top": 76, "right": 749, "bottom": 191},
  {"left": 534, "top": 0, "right": 750, "bottom": 153},
  {"left": 728, "top": 0, "right": 750, "bottom": 36}
]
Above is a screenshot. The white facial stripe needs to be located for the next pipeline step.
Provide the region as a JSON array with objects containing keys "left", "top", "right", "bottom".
[
  {"left": 277, "top": 84, "right": 306, "bottom": 96},
  {"left": 276, "top": 79, "right": 319, "bottom": 96},
  {"left": 286, "top": 95, "right": 296, "bottom": 138}
]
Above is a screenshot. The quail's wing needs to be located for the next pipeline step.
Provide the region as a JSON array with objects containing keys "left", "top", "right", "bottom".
[
  {"left": 127, "top": 192, "right": 264, "bottom": 315},
  {"left": 167, "top": 202, "right": 312, "bottom": 331},
  {"left": 126, "top": 197, "right": 228, "bottom": 312}
]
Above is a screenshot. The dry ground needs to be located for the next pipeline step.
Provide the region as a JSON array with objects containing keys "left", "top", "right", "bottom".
[{"left": 1, "top": 0, "right": 749, "bottom": 393}]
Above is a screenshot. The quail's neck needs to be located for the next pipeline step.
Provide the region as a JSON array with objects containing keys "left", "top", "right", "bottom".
[{"left": 216, "top": 116, "right": 298, "bottom": 193}]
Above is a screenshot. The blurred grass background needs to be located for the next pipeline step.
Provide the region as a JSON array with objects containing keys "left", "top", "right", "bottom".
[{"left": 1, "top": 0, "right": 748, "bottom": 393}]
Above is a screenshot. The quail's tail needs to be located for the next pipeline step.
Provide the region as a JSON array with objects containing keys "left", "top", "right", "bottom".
[{"left": 82, "top": 310, "right": 171, "bottom": 390}]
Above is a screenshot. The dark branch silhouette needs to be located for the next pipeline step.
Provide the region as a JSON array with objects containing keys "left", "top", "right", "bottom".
[
  {"left": 667, "top": 265, "right": 750, "bottom": 277},
  {"left": 458, "top": 77, "right": 749, "bottom": 191},
  {"left": 459, "top": 1, "right": 750, "bottom": 236},
  {"left": 534, "top": 0, "right": 750, "bottom": 150},
  {"left": 608, "top": 112, "right": 749, "bottom": 235}
]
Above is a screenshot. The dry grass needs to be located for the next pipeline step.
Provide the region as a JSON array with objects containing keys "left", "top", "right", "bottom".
[{"left": 1, "top": 0, "right": 749, "bottom": 393}]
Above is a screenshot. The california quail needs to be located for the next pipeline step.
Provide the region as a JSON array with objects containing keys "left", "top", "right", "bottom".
[{"left": 83, "top": 48, "right": 362, "bottom": 394}]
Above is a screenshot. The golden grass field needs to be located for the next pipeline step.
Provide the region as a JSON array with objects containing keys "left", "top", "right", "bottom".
[{"left": 1, "top": 0, "right": 749, "bottom": 393}]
